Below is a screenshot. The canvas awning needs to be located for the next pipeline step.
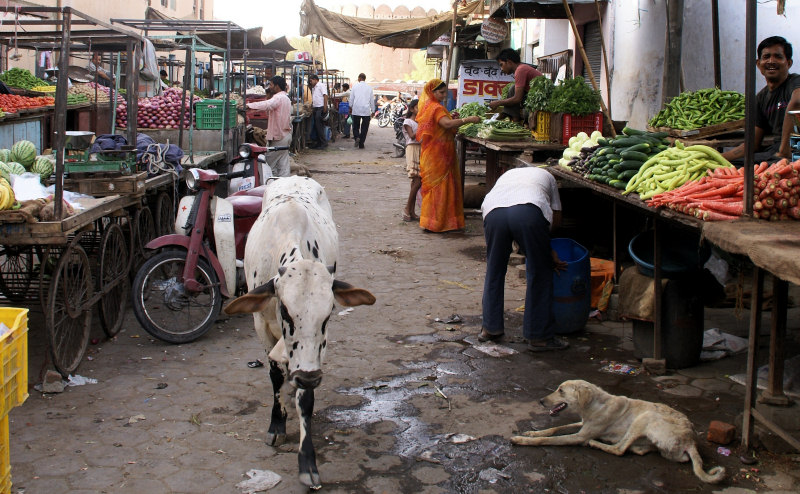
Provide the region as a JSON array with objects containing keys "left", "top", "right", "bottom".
[
  {"left": 299, "top": 0, "right": 483, "bottom": 49},
  {"left": 489, "top": 0, "right": 604, "bottom": 19}
]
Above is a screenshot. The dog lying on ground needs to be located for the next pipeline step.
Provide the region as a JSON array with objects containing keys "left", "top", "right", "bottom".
[{"left": 510, "top": 380, "right": 725, "bottom": 484}]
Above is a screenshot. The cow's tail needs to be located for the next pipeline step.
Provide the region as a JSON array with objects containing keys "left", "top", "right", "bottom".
[{"left": 687, "top": 445, "right": 725, "bottom": 483}]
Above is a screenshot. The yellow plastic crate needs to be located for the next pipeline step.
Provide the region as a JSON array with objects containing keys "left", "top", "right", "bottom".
[
  {"left": 0, "top": 308, "right": 28, "bottom": 418},
  {"left": 534, "top": 111, "right": 551, "bottom": 141},
  {"left": 0, "top": 415, "right": 8, "bottom": 494}
]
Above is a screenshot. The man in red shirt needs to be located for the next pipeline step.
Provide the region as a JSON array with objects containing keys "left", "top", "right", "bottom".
[{"left": 488, "top": 48, "right": 542, "bottom": 122}]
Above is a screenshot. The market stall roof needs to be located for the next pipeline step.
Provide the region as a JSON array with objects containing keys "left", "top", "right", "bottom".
[
  {"left": 0, "top": 6, "right": 143, "bottom": 51},
  {"left": 263, "top": 36, "right": 296, "bottom": 53},
  {"left": 299, "top": 0, "right": 483, "bottom": 49},
  {"left": 489, "top": 0, "right": 605, "bottom": 19}
]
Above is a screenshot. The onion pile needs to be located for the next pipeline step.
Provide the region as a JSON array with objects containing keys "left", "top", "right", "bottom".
[{"left": 115, "top": 87, "right": 201, "bottom": 129}]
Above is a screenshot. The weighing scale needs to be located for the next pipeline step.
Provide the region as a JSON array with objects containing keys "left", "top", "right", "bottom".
[
  {"left": 62, "top": 131, "right": 136, "bottom": 176},
  {"left": 790, "top": 111, "right": 800, "bottom": 162}
]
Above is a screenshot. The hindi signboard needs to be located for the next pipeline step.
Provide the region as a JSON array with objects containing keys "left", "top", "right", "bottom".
[{"left": 457, "top": 60, "right": 514, "bottom": 108}]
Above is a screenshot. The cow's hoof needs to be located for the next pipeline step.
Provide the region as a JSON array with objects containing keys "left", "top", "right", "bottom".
[
  {"left": 266, "top": 432, "right": 286, "bottom": 446},
  {"left": 299, "top": 471, "right": 321, "bottom": 490}
]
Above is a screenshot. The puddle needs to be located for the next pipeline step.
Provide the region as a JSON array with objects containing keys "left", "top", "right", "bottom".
[{"left": 458, "top": 245, "right": 486, "bottom": 262}]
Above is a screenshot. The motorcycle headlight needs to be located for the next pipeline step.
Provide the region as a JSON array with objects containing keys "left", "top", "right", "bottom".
[
  {"left": 238, "top": 145, "right": 251, "bottom": 159},
  {"left": 185, "top": 168, "right": 200, "bottom": 190}
]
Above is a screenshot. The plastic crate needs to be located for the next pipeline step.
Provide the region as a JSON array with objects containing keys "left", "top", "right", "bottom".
[
  {"left": 0, "top": 415, "right": 8, "bottom": 494},
  {"left": 194, "top": 99, "right": 237, "bottom": 130},
  {"left": 0, "top": 308, "right": 28, "bottom": 418},
  {"left": 533, "top": 111, "right": 551, "bottom": 141},
  {"left": 561, "top": 112, "right": 603, "bottom": 145}
]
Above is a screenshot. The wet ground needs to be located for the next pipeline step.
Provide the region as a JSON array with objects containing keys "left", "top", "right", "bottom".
[{"left": 8, "top": 124, "right": 800, "bottom": 493}]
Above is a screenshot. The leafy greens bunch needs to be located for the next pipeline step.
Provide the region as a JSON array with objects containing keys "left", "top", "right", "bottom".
[
  {"left": 547, "top": 76, "right": 601, "bottom": 116},
  {"left": 524, "top": 75, "right": 554, "bottom": 113}
]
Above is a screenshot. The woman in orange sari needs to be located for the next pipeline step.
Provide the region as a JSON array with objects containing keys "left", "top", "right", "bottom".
[{"left": 415, "top": 79, "right": 482, "bottom": 232}]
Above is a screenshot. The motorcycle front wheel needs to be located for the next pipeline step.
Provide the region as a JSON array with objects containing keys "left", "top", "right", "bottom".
[
  {"left": 131, "top": 250, "right": 222, "bottom": 344},
  {"left": 378, "top": 109, "right": 392, "bottom": 127}
]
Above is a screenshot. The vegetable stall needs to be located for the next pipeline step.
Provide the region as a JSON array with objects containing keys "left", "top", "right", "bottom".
[{"left": 0, "top": 6, "right": 180, "bottom": 377}]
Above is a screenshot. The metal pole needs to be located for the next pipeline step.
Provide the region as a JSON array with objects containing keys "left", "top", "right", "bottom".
[
  {"left": 743, "top": 0, "right": 756, "bottom": 216},
  {"left": 53, "top": 8, "right": 71, "bottom": 220},
  {"left": 126, "top": 40, "right": 139, "bottom": 150},
  {"left": 711, "top": 0, "right": 721, "bottom": 87},
  {"left": 663, "top": 0, "right": 684, "bottom": 102},
  {"left": 444, "top": 0, "right": 458, "bottom": 84}
]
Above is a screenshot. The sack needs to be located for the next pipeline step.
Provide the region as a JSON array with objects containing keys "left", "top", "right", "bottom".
[
  {"left": 139, "top": 38, "right": 159, "bottom": 82},
  {"left": 346, "top": 116, "right": 352, "bottom": 125}
]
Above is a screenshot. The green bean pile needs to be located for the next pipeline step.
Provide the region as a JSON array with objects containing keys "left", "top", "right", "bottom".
[{"left": 649, "top": 88, "right": 744, "bottom": 130}]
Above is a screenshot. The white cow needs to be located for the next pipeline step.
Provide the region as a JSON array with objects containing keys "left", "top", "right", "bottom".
[{"left": 223, "top": 176, "right": 375, "bottom": 489}]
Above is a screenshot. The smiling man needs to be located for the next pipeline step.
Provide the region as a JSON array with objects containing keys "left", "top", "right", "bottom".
[{"left": 722, "top": 36, "right": 800, "bottom": 163}]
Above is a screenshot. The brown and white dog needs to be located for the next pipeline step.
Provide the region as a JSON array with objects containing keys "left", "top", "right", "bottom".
[{"left": 511, "top": 380, "right": 725, "bottom": 484}]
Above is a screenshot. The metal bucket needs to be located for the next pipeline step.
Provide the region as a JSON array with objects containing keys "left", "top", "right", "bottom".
[{"left": 64, "top": 131, "right": 95, "bottom": 150}]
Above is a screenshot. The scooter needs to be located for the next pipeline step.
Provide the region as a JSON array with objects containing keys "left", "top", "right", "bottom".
[
  {"left": 131, "top": 145, "right": 287, "bottom": 343},
  {"left": 392, "top": 112, "right": 406, "bottom": 158}
]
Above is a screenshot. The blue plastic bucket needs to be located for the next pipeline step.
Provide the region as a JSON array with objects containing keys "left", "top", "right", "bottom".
[
  {"left": 628, "top": 231, "right": 710, "bottom": 278},
  {"left": 551, "top": 238, "right": 591, "bottom": 334}
]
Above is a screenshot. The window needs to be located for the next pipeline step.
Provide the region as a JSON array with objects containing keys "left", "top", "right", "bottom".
[{"left": 160, "top": 0, "right": 168, "bottom": 7}]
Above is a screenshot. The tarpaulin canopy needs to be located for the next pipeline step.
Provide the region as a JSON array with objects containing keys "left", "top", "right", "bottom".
[
  {"left": 489, "top": 0, "right": 604, "bottom": 19},
  {"left": 299, "top": 0, "right": 483, "bottom": 49}
]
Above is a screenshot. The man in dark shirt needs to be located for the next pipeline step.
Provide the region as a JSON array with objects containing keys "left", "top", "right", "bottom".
[
  {"left": 722, "top": 36, "right": 800, "bottom": 163},
  {"left": 488, "top": 48, "right": 542, "bottom": 122}
]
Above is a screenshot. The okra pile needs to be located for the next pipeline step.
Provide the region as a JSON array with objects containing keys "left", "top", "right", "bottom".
[{"left": 648, "top": 88, "right": 745, "bottom": 130}]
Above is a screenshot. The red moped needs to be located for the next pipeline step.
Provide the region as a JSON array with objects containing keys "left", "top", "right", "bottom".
[{"left": 131, "top": 144, "right": 286, "bottom": 343}]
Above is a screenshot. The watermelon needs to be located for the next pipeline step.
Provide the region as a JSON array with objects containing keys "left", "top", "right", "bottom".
[
  {"left": 11, "top": 140, "right": 36, "bottom": 169},
  {"left": 32, "top": 156, "right": 54, "bottom": 180},
  {"left": 0, "top": 149, "right": 11, "bottom": 163},
  {"left": 0, "top": 161, "right": 8, "bottom": 181},
  {"left": 6, "top": 161, "right": 25, "bottom": 176}
]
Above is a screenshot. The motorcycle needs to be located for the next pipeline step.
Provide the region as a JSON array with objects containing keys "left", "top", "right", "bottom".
[
  {"left": 377, "top": 100, "right": 408, "bottom": 128},
  {"left": 131, "top": 144, "right": 287, "bottom": 343},
  {"left": 392, "top": 111, "right": 406, "bottom": 158}
]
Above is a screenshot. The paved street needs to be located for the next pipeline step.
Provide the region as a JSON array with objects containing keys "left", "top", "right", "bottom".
[{"left": 8, "top": 123, "right": 800, "bottom": 493}]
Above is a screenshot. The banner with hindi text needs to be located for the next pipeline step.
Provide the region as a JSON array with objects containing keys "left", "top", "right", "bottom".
[{"left": 457, "top": 60, "right": 514, "bottom": 108}]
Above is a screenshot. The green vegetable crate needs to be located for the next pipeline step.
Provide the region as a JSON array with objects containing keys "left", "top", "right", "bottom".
[{"left": 194, "top": 99, "right": 237, "bottom": 130}]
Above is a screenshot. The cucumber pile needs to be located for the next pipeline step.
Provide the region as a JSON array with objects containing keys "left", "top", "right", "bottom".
[{"left": 581, "top": 127, "right": 671, "bottom": 190}]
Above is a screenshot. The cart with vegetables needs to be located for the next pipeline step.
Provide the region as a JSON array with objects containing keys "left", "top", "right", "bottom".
[{"left": 0, "top": 6, "right": 166, "bottom": 377}]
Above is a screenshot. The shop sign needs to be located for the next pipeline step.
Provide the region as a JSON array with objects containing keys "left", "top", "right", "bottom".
[
  {"left": 456, "top": 60, "right": 514, "bottom": 107},
  {"left": 293, "top": 51, "right": 311, "bottom": 62},
  {"left": 480, "top": 17, "right": 508, "bottom": 44}
]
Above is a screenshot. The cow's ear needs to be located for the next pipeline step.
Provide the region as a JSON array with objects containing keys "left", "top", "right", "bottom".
[
  {"left": 223, "top": 278, "right": 276, "bottom": 314},
  {"left": 333, "top": 279, "right": 376, "bottom": 307}
]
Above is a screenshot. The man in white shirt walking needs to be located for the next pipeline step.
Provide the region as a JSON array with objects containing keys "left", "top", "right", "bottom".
[
  {"left": 479, "top": 167, "right": 569, "bottom": 352},
  {"left": 349, "top": 73, "right": 375, "bottom": 149},
  {"left": 246, "top": 75, "right": 293, "bottom": 177},
  {"left": 308, "top": 74, "right": 329, "bottom": 149}
]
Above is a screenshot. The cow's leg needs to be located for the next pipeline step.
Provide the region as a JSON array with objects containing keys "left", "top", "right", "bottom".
[
  {"left": 296, "top": 388, "right": 321, "bottom": 489},
  {"left": 266, "top": 359, "right": 288, "bottom": 446}
]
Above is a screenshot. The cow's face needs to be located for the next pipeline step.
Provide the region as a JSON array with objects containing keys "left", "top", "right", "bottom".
[
  {"left": 223, "top": 259, "right": 376, "bottom": 390},
  {"left": 274, "top": 260, "right": 335, "bottom": 389}
]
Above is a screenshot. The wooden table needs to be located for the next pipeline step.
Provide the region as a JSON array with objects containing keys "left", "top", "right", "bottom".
[
  {"left": 456, "top": 134, "right": 565, "bottom": 193},
  {"left": 548, "top": 164, "right": 800, "bottom": 452}
]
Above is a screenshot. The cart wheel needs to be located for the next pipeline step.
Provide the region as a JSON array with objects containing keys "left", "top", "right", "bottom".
[
  {"left": 132, "top": 206, "right": 157, "bottom": 270},
  {"left": 154, "top": 191, "right": 175, "bottom": 237},
  {"left": 46, "top": 234, "right": 93, "bottom": 377},
  {"left": 0, "top": 245, "right": 36, "bottom": 302},
  {"left": 98, "top": 223, "right": 130, "bottom": 338}
]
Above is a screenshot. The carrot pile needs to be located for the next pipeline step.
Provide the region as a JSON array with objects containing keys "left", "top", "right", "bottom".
[{"left": 648, "top": 159, "right": 800, "bottom": 221}]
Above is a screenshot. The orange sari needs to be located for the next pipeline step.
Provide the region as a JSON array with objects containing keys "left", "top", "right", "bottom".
[{"left": 415, "top": 79, "right": 464, "bottom": 232}]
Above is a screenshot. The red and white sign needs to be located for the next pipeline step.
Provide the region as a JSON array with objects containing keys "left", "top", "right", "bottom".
[
  {"left": 480, "top": 18, "right": 508, "bottom": 44},
  {"left": 293, "top": 51, "right": 311, "bottom": 62},
  {"left": 457, "top": 60, "right": 514, "bottom": 107}
]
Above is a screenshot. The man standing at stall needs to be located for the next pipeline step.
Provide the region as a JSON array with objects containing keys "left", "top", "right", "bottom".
[
  {"left": 722, "top": 36, "right": 800, "bottom": 163},
  {"left": 87, "top": 52, "right": 114, "bottom": 88},
  {"left": 246, "top": 75, "right": 293, "bottom": 177},
  {"left": 478, "top": 167, "right": 568, "bottom": 352},
  {"left": 308, "top": 74, "right": 329, "bottom": 149},
  {"left": 349, "top": 73, "right": 375, "bottom": 149},
  {"left": 487, "top": 48, "right": 542, "bottom": 122}
]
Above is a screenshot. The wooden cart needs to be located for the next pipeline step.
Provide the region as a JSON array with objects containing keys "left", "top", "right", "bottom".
[{"left": 0, "top": 173, "right": 177, "bottom": 377}]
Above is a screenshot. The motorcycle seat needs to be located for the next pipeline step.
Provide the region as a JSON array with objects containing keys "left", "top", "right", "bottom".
[
  {"left": 227, "top": 195, "right": 263, "bottom": 217},
  {"left": 231, "top": 184, "right": 269, "bottom": 198}
]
